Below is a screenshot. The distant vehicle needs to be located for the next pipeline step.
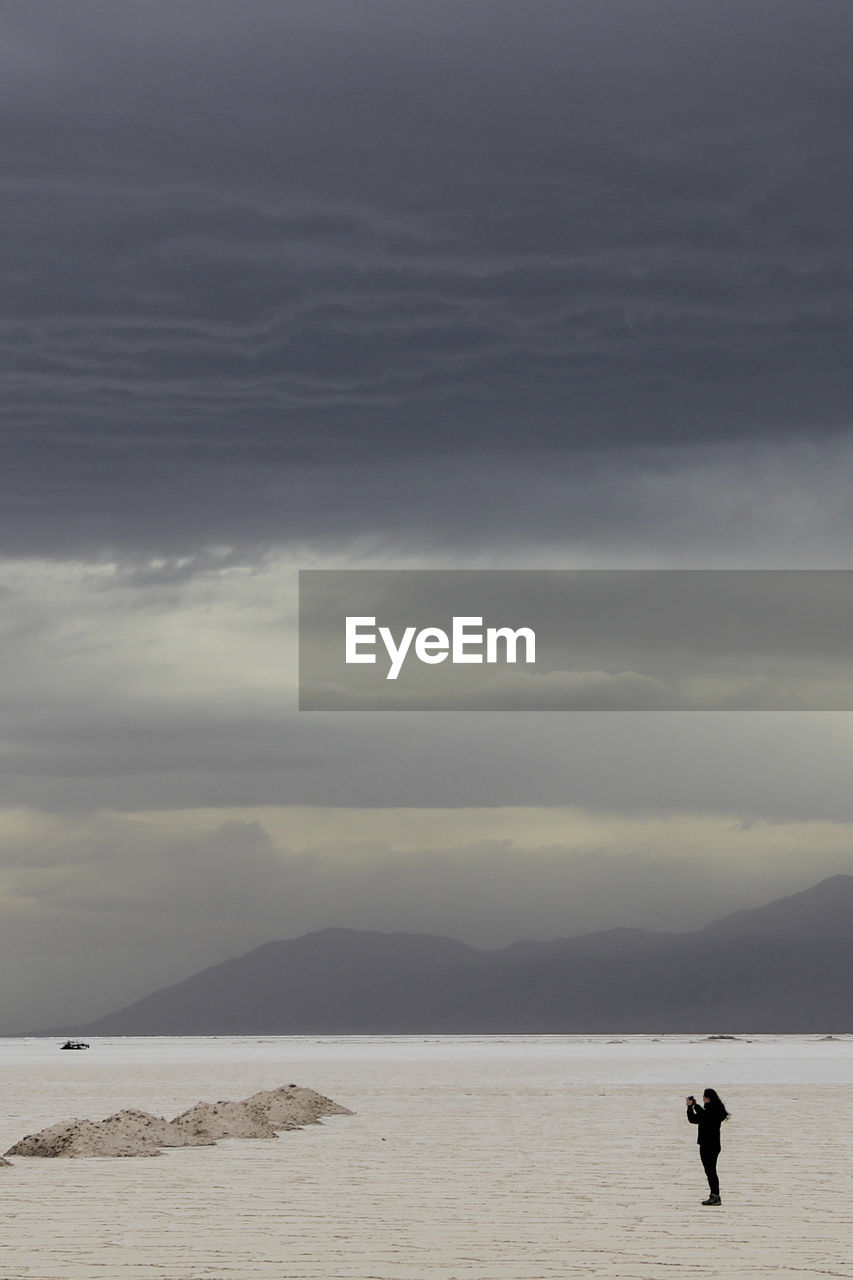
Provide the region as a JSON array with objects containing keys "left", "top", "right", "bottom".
[{"left": 59, "top": 1040, "right": 90, "bottom": 1050}]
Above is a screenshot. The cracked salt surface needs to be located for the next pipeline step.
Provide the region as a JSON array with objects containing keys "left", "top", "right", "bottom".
[{"left": 1, "top": 1034, "right": 852, "bottom": 1279}]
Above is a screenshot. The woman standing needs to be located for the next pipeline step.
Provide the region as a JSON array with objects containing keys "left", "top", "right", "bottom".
[{"left": 685, "top": 1088, "right": 729, "bottom": 1204}]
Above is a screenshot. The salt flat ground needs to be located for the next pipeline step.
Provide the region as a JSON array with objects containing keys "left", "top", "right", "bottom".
[{"left": 1, "top": 1035, "right": 851, "bottom": 1280}]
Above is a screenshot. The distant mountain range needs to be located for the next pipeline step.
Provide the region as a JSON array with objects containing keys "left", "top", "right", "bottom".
[{"left": 39, "top": 875, "right": 853, "bottom": 1035}]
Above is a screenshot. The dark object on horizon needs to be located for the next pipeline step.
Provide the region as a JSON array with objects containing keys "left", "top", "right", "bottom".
[
  {"left": 59, "top": 1040, "right": 89, "bottom": 1050},
  {"left": 36, "top": 875, "right": 853, "bottom": 1037}
]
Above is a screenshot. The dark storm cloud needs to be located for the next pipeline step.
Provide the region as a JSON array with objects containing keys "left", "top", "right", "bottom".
[{"left": 2, "top": 0, "right": 853, "bottom": 553}]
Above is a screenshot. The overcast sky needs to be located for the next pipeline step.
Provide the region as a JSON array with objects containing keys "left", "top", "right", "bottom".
[{"left": 2, "top": 1, "right": 853, "bottom": 1031}]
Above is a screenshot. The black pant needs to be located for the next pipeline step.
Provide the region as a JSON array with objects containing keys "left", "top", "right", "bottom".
[{"left": 700, "top": 1144, "right": 720, "bottom": 1195}]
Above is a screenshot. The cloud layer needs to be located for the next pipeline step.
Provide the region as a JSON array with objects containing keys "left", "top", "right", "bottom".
[{"left": 2, "top": 1, "right": 853, "bottom": 554}]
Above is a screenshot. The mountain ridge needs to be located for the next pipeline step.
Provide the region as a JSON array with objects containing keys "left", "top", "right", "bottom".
[{"left": 33, "top": 875, "right": 853, "bottom": 1036}]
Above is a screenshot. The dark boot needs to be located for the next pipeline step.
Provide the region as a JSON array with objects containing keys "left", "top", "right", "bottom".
[{"left": 701, "top": 1193, "right": 721, "bottom": 1205}]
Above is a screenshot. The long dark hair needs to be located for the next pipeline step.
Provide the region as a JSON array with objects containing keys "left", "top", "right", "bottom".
[{"left": 703, "top": 1088, "right": 730, "bottom": 1120}]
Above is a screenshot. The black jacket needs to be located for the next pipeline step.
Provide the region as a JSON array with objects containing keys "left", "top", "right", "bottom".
[{"left": 687, "top": 1101, "right": 723, "bottom": 1149}]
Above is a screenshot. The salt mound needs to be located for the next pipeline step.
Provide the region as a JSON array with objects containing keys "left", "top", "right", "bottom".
[
  {"left": 245, "top": 1083, "right": 354, "bottom": 1129},
  {"left": 171, "top": 1099, "right": 278, "bottom": 1141},
  {"left": 5, "top": 1106, "right": 248, "bottom": 1158},
  {"left": 8, "top": 1119, "right": 135, "bottom": 1158},
  {"left": 0, "top": 1156, "right": 11, "bottom": 1167},
  {"left": 7, "top": 1114, "right": 164, "bottom": 1158},
  {"left": 4, "top": 1082, "right": 352, "bottom": 1158},
  {"left": 98, "top": 1109, "right": 214, "bottom": 1149}
]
